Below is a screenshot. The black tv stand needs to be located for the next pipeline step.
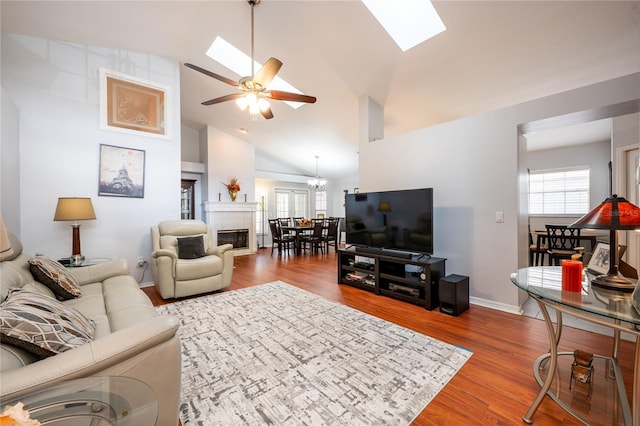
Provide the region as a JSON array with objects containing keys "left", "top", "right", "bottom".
[{"left": 337, "top": 246, "right": 446, "bottom": 310}]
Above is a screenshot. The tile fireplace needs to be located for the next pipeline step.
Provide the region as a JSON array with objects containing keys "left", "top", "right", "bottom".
[
  {"left": 217, "top": 229, "right": 249, "bottom": 249},
  {"left": 204, "top": 201, "right": 258, "bottom": 256}
]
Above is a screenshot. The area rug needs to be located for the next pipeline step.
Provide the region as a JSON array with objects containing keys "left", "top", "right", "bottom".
[{"left": 156, "top": 281, "right": 472, "bottom": 425}]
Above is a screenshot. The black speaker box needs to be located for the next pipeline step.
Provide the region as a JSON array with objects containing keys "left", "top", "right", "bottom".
[{"left": 439, "top": 274, "right": 469, "bottom": 316}]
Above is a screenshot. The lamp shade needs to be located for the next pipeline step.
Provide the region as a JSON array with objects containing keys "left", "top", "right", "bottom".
[
  {"left": 378, "top": 201, "right": 392, "bottom": 213},
  {"left": 53, "top": 198, "right": 96, "bottom": 222},
  {"left": 0, "top": 214, "right": 14, "bottom": 261},
  {"left": 570, "top": 194, "right": 640, "bottom": 292},
  {"left": 570, "top": 195, "right": 640, "bottom": 230}
]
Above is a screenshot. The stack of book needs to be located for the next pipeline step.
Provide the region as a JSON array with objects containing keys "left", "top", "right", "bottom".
[{"left": 345, "top": 271, "right": 375, "bottom": 287}]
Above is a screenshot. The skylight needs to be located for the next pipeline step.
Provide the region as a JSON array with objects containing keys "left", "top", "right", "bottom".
[
  {"left": 206, "top": 36, "right": 305, "bottom": 109},
  {"left": 361, "top": 0, "right": 446, "bottom": 51}
]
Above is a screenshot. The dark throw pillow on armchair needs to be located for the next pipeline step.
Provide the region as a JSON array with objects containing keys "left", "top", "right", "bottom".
[{"left": 177, "top": 235, "right": 206, "bottom": 259}]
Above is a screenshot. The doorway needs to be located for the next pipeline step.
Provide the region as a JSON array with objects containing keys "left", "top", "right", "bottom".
[
  {"left": 619, "top": 146, "right": 639, "bottom": 271},
  {"left": 518, "top": 100, "right": 640, "bottom": 269}
]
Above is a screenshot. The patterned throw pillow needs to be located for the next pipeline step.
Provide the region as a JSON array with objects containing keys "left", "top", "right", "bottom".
[
  {"left": 0, "top": 288, "right": 96, "bottom": 357},
  {"left": 177, "top": 235, "right": 206, "bottom": 259},
  {"left": 28, "top": 255, "right": 81, "bottom": 300}
]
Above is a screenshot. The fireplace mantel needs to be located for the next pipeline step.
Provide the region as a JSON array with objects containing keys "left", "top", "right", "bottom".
[{"left": 204, "top": 201, "right": 259, "bottom": 255}]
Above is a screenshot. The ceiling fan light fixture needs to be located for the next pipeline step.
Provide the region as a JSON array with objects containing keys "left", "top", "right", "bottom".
[
  {"left": 258, "top": 97, "right": 270, "bottom": 112},
  {"left": 187, "top": 0, "right": 316, "bottom": 120},
  {"left": 206, "top": 36, "right": 308, "bottom": 110},
  {"left": 246, "top": 92, "right": 258, "bottom": 105},
  {"left": 236, "top": 96, "right": 249, "bottom": 110},
  {"left": 236, "top": 92, "right": 270, "bottom": 115}
]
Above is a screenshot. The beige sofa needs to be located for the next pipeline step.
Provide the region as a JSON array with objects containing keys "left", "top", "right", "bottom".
[
  {"left": 151, "top": 220, "right": 234, "bottom": 299},
  {"left": 0, "top": 232, "right": 181, "bottom": 425}
]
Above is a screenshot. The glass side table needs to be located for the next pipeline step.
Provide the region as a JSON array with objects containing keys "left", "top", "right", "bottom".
[
  {"left": 59, "top": 257, "right": 114, "bottom": 268},
  {"left": 1, "top": 376, "right": 158, "bottom": 425},
  {"left": 511, "top": 266, "right": 640, "bottom": 425}
]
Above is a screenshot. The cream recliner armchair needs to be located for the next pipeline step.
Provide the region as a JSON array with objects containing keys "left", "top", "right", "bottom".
[{"left": 151, "top": 220, "right": 234, "bottom": 299}]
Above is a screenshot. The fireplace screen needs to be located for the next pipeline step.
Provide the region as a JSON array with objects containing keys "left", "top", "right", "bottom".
[{"left": 217, "top": 229, "right": 249, "bottom": 249}]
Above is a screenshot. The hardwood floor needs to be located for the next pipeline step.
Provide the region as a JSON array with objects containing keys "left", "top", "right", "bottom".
[{"left": 143, "top": 247, "right": 637, "bottom": 425}]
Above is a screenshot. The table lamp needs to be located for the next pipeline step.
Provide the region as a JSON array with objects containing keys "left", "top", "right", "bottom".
[
  {"left": 0, "top": 214, "right": 14, "bottom": 260},
  {"left": 570, "top": 194, "right": 640, "bottom": 292},
  {"left": 378, "top": 201, "right": 392, "bottom": 226},
  {"left": 53, "top": 197, "right": 96, "bottom": 266}
]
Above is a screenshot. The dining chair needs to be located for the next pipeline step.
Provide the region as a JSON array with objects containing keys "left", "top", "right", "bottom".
[
  {"left": 529, "top": 225, "right": 547, "bottom": 266},
  {"left": 545, "top": 224, "right": 584, "bottom": 265},
  {"left": 330, "top": 216, "right": 345, "bottom": 244},
  {"left": 278, "top": 217, "right": 291, "bottom": 226},
  {"left": 301, "top": 221, "right": 325, "bottom": 254},
  {"left": 324, "top": 218, "right": 340, "bottom": 252},
  {"left": 268, "top": 219, "right": 295, "bottom": 256},
  {"left": 278, "top": 217, "right": 293, "bottom": 239}
]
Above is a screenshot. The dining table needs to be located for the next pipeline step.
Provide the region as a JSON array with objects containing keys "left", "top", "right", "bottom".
[{"left": 280, "top": 224, "right": 315, "bottom": 255}]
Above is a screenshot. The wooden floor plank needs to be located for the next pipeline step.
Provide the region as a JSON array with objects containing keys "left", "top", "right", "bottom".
[{"left": 143, "top": 247, "right": 636, "bottom": 425}]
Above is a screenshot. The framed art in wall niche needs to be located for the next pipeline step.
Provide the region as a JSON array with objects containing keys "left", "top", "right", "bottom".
[
  {"left": 98, "top": 144, "right": 145, "bottom": 198},
  {"left": 99, "top": 68, "right": 170, "bottom": 138}
]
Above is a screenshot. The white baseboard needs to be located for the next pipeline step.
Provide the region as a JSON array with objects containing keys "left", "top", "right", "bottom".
[{"left": 470, "top": 296, "right": 523, "bottom": 315}]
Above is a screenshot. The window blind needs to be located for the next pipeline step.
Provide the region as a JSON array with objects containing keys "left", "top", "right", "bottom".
[{"left": 529, "top": 168, "right": 590, "bottom": 215}]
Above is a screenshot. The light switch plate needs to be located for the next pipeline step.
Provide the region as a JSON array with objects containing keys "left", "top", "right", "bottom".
[{"left": 495, "top": 212, "right": 504, "bottom": 223}]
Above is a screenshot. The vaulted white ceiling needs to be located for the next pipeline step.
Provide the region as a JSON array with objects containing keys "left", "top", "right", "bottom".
[{"left": 2, "top": 1, "right": 639, "bottom": 178}]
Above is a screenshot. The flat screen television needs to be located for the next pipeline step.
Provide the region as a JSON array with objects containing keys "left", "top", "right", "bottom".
[{"left": 345, "top": 188, "right": 433, "bottom": 255}]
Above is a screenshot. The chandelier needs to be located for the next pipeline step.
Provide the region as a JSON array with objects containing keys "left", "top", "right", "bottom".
[{"left": 307, "top": 155, "right": 327, "bottom": 191}]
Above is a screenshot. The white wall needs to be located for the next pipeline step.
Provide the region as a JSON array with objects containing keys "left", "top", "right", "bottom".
[
  {"left": 204, "top": 125, "right": 255, "bottom": 204},
  {"left": 330, "top": 175, "right": 360, "bottom": 219},
  {"left": 360, "top": 73, "right": 640, "bottom": 313},
  {"left": 1, "top": 87, "right": 21, "bottom": 234},
  {"left": 612, "top": 113, "right": 640, "bottom": 189},
  {"left": 1, "top": 34, "right": 182, "bottom": 284},
  {"left": 181, "top": 124, "right": 201, "bottom": 163}
]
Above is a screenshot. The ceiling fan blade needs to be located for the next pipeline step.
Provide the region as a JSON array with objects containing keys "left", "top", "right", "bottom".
[
  {"left": 184, "top": 63, "right": 238, "bottom": 87},
  {"left": 202, "top": 93, "right": 244, "bottom": 106},
  {"left": 254, "top": 57, "right": 283, "bottom": 88},
  {"left": 269, "top": 90, "right": 317, "bottom": 104},
  {"left": 261, "top": 106, "right": 274, "bottom": 120}
]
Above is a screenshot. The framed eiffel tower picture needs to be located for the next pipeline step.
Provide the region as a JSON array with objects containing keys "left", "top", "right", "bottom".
[{"left": 98, "top": 144, "right": 145, "bottom": 198}]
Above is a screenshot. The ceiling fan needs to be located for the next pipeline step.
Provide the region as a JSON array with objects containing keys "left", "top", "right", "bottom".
[{"left": 184, "top": 0, "right": 316, "bottom": 120}]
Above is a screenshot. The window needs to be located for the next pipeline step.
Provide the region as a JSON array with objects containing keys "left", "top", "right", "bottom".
[
  {"left": 255, "top": 193, "right": 267, "bottom": 235},
  {"left": 275, "top": 191, "right": 290, "bottom": 218},
  {"left": 529, "top": 168, "right": 590, "bottom": 215},
  {"left": 275, "top": 189, "right": 308, "bottom": 218},
  {"left": 315, "top": 191, "right": 327, "bottom": 218},
  {"left": 293, "top": 192, "right": 307, "bottom": 218}
]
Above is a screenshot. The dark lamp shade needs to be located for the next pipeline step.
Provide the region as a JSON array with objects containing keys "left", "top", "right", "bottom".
[
  {"left": 53, "top": 198, "right": 96, "bottom": 222},
  {"left": 570, "top": 195, "right": 640, "bottom": 230}
]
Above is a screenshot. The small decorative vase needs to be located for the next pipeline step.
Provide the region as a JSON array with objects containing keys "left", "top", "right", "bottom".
[{"left": 229, "top": 189, "right": 238, "bottom": 202}]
